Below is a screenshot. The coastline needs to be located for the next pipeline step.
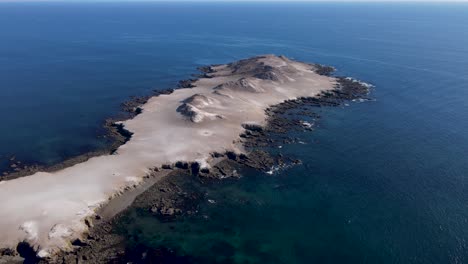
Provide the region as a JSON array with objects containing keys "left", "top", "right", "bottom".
[
  {"left": 0, "top": 55, "right": 371, "bottom": 262},
  {"left": 37, "top": 71, "right": 371, "bottom": 264},
  {"left": 0, "top": 63, "right": 336, "bottom": 181},
  {"left": 0, "top": 63, "right": 213, "bottom": 180}
]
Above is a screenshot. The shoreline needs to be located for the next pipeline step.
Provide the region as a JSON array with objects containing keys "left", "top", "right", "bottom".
[
  {"left": 0, "top": 55, "right": 371, "bottom": 262},
  {"left": 34, "top": 71, "right": 371, "bottom": 263},
  {"left": 0, "top": 66, "right": 214, "bottom": 181}
]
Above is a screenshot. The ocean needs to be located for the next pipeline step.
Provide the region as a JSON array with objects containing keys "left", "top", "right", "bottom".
[{"left": 1, "top": 2, "right": 468, "bottom": 263}]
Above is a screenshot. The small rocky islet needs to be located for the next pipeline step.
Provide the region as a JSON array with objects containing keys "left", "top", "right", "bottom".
[{"left": 0, "top": 55, "right": 371, "bottom": 263}]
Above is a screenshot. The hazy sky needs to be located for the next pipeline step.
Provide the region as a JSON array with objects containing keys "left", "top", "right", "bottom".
[{"left": 1, "top": 0, "right": 468, "bottom": 2}]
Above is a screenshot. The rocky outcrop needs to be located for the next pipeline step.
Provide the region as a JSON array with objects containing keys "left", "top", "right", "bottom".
[
  {"left": 213, "top": 77, "right": 264, "bottom": 93},
  {"left": 176, "top": 94, "right": 224, "bottom": 123},
  {"left": 312, "top": 63, "right": 336, "bottom": 76}
]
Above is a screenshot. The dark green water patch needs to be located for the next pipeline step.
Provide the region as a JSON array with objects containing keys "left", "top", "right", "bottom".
[{"left": 114, "top": 161, "right": 382, "bottom": 264}]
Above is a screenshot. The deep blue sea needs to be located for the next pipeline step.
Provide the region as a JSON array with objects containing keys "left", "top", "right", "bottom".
[{"left": 1, "top": 2, "right": 468, "bottom": 263}]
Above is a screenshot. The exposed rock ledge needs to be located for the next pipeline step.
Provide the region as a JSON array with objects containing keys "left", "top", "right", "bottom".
[{"left": 0, "top": 55, "right": 350, "bottom": 260}]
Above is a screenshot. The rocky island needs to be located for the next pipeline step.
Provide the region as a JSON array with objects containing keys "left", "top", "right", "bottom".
[{"left": 0, "top": 55, "right": 370, "bottom": 263}]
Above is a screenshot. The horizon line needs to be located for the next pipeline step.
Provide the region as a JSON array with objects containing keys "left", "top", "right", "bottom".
[{"left": 1, "top": 0, "right": 468, "bottom": 3}]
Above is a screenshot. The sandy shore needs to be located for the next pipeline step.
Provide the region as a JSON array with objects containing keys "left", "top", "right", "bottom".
[{"left": 0, "top": 55, "right": 336, "bottom": 257}]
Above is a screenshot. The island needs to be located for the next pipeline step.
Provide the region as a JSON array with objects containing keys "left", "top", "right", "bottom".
[{"left": 0, "top": 55, "right": 370, "bottom": 262}]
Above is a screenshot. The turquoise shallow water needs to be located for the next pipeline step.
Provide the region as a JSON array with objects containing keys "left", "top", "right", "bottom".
[{"left": 1, "top": 2, "right": 468, "bottom": 263}]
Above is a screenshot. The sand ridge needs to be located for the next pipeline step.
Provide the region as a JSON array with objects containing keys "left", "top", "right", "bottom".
[{"left": 0, "top": 55, "right": 335, "bottom": 257}]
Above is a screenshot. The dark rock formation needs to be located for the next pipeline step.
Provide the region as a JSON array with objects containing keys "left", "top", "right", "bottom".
[
  {"left": 178, "top": 79, "right": 197, "bottom": 88},
  {"left": 312, "top": 63, "right": 336, "bottom": 76}
]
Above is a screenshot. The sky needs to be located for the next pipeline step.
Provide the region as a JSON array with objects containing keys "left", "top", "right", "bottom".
[
  {"left": 1, "top": 0, "right": 468, "bottom": 2},
  {"left": 0, "top": 0, "right": 467, "bottom": 2}
]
